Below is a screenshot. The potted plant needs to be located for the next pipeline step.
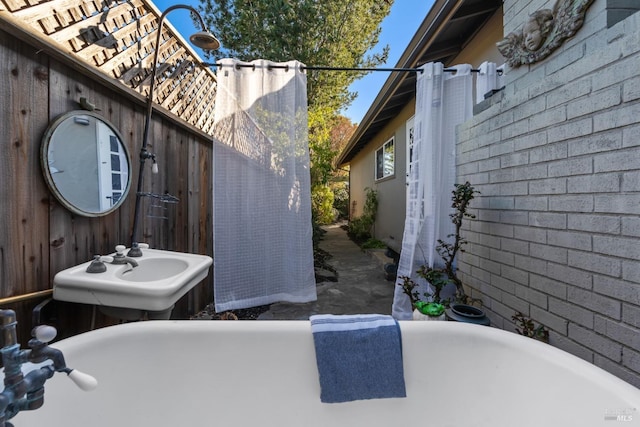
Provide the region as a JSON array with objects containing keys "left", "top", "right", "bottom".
[
  {"left": 412, "top": 301, "right": 446, "bottom": 321},
  {"left": 399, "top": 266, "right": 447, "bottom": 320},
  {"left": 399, "top": 182, "right": 489, "bottom": 325}
]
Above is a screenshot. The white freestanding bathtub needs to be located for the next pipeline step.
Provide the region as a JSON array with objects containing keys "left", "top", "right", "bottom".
[{"left": 14, "top": 320, "right": 640, "bottom": 426}]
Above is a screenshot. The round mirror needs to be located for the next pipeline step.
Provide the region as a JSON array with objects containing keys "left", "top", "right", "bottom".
[{"left": 41, "top": 111, "right": 132, "bottom": 217}]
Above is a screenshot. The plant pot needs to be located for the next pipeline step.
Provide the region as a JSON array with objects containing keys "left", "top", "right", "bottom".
[
  {"left": 412, "top": 309, "right": 445, "bottom": 321},
  {"left": 445, "top": 303, "right": 490, "bottom": 326},
  {"left": 412, "top": 302, "right": 445, "bottom": 321}
]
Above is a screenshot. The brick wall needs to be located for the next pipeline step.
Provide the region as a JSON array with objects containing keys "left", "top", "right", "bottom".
[{"left": 457, "top": 0, "right": 640, "bottom": 387}]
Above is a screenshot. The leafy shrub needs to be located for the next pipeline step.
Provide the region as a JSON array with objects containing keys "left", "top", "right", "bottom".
[
  {"left": 311, "top": 184, "right": 335, "bottom": 224},
  {"left": 512, "top": 312, "right": 549, "bottom": 343},
  {"left": 347, "top": 216, "right": 373, "bottom": 242},
  {"left": 360, "top": 238, "right": 387, "bottom": 249},
  {"left": 347, "top": 188, "right": 378, "bottom": 243},
  {"left": 332, "top": 183, "right": 349, "bottom": 220}
]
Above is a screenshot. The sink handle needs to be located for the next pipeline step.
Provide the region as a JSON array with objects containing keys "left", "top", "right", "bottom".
[
  {"left": 86, "top": 255, "right": 115, "bottom": 273},
  {"left": 115, "top": 245, "right": 126, "bottom": 255},
  {"left": 87, "top": 256, "right": 106, "bottom": 273},
  {"left": 128, "top": 242, "right": 149, "bottom": 258}
]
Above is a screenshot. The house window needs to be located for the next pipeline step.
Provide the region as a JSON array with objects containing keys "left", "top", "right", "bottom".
[{"left": 375, "top": 137, "right": 395, "bottom": 180}]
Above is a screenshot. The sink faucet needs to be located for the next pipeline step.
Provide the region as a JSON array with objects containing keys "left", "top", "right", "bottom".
[
  {"left": 0, "top": 309, "right": 97, "bottom": 426},
  {"left": 127, "top": 242, "right": 149, "bottom": 258},
  {"left": 110, "top": 245, "right": 139, "bottom": 268}
]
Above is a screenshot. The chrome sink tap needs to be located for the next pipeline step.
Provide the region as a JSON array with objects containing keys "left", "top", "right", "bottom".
[
  {"left": 110, "top": 245, "right": 139, "bottom": 268},
  {"left": 0, "top": 309, "right": 97, "bottom": 426}
]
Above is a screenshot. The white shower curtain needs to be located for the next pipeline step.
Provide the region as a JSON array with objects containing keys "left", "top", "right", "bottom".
[
  {"left": 212, "top": 58, "right": 317, "bottom": 312},
  {"left": 392, "top": 62, "right": 473, "bottom": 320},
  {"left": 475, "top": 61, "right": 502, "bottom": 104}
]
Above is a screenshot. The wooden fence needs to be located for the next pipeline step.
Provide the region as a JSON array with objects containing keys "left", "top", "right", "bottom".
[{"left": 0, "top": 0, "right": 216, "bottom": 343}]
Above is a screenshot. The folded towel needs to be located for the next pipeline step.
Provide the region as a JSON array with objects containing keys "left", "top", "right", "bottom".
[{"left": 310, "top": 314, "right": 406, "bottom": 403}]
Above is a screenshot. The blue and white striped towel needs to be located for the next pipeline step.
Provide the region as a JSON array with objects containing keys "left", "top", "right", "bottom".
[{"left": 310, "top": 314, "right": 406, "bottom": 403}]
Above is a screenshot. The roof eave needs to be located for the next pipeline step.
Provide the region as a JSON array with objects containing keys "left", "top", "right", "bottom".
[
  {"left": 337, "top": 0, "right": 459, "bottom": 166},
  {"left": 337, "top": 0, "right": 504, "bottom": 166}
]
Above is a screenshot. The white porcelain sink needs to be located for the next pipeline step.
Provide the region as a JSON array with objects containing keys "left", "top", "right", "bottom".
[
  {"left": 116, "top": 258, "right": 189, "bottom": 282},
  {"left": 53, "top": 248, "right": 213, "bottom": 312}
]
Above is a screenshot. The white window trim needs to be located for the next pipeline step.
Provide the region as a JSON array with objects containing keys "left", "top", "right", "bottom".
[{"left": 375, "top": 137, "right": 395, "bottom": 181}]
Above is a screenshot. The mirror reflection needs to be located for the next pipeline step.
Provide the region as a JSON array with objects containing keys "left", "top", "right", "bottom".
[{"left": 41, "top": 111, "right": 132, "bottom": 217}]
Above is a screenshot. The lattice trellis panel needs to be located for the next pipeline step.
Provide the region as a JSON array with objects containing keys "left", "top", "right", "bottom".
[
  {"left": 1, "top": 0, "right": 217, "bottom": 134},
  {"left": 213, "top": 111, "right": 273, "bottom": 167}
]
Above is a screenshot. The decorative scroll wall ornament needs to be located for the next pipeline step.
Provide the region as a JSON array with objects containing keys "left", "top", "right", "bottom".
[{"left": 497, "top": 0, "right": 595, "bottom": 67}]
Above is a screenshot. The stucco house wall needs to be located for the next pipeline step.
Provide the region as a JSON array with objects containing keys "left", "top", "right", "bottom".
[
  {"left": 457, "top": 0, "right": 640, "bottom": 387},
  {"left": 347, "top": 11, "right": 503, "bottom": 252},
  {"left": 451, "top": 10, "right": 506, "bottom": 67},
  {"left": 348, "top": 101, "right": 414, "bottom": 251}
]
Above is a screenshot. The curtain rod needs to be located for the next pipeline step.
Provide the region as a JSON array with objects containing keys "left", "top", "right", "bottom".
[{"left": 201, "top": 62, "right": 501, "bottom": 74}]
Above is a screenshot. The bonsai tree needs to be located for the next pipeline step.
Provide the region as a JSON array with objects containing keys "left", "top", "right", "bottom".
[{"left": 399, "top": 182, "right": 479, "bottom": 310}]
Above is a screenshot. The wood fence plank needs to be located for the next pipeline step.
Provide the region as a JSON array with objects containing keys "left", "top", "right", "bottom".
[{"left": 0, "top": 32, "right": 50, "bottom": 297}]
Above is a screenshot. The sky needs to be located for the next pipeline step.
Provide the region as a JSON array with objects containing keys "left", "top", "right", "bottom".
[{"left": 153, "top": 0, "right": 434, "bottom": 124}]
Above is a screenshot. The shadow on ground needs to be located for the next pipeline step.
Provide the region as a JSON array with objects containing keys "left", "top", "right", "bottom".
[
  {"left": 257, "top": 223, "right": 395, "bottom": 319},
  {"left": 192, "top": 222, "right": 396, "bottom": 320}
]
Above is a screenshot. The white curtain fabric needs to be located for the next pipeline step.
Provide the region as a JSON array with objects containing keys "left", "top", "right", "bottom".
[
  {"left": 392, "top": 63, "right": 473, "bottom": 320},
  {"left": 212, "top": 58, "right": 317, "bottom": 312},
  {"left": 475, "top": 61, "right": 502, "bottom": 104}
]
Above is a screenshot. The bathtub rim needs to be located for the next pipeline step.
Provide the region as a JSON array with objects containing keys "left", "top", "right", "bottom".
[{"left": 46, "top": 319, "right": 640, "bottom": 400}]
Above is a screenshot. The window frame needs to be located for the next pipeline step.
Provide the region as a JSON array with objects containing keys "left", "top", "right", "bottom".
[{"left": 375, "top": 137, "right": 395, "bottom": 181}]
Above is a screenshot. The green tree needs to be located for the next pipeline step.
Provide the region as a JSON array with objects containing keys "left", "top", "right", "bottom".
[
  {"left": 329, "top": 115, "right": 357, "bottom": 154},
  {"left": 198, "top": 0, "right": 392, "bottom": 113},
  {"left": 199, "top": 0, "right": 391, "bottom": 221},
  {"left": 310, "top": 112, "right": 356, "bottom": 223},
  {"left": 329, "top": 115, "right": 355, "bottom": 219}
]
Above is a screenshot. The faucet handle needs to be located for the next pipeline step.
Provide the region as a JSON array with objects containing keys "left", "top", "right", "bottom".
[
  {"left": 34, "top": 325, "right": 57, "bottom": 343},
  {"left": 115, "top": 245, "right": 126, "bottom": 256},
  {"left": 128, "top": 242, "right": 149, "bottom": 258},
  {"left": 67, "top": 369, "right": 98, "bottom": 391}
]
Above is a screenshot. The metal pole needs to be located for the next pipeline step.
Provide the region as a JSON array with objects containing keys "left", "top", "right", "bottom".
[
  {"left": 130, "top": 5, "right": 207, "bottom": 247},
  {"left": 0, "top": 290, "right": 53, "bottom": 305},
  {"left": 203, "top": 62, "right": 497, "bottom": 74}
]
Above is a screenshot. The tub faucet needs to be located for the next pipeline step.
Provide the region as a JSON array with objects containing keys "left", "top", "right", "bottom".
[
  {"left": 0, "top": 309, "right": 97, "bottom": 426},
  {"left": 110, "top": 245, "right": 139, "bottom": 268}
]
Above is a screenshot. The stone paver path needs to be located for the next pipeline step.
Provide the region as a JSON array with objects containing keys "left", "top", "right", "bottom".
[{"left": 258, "top": 223, "right": 395, "bottom": 319}]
